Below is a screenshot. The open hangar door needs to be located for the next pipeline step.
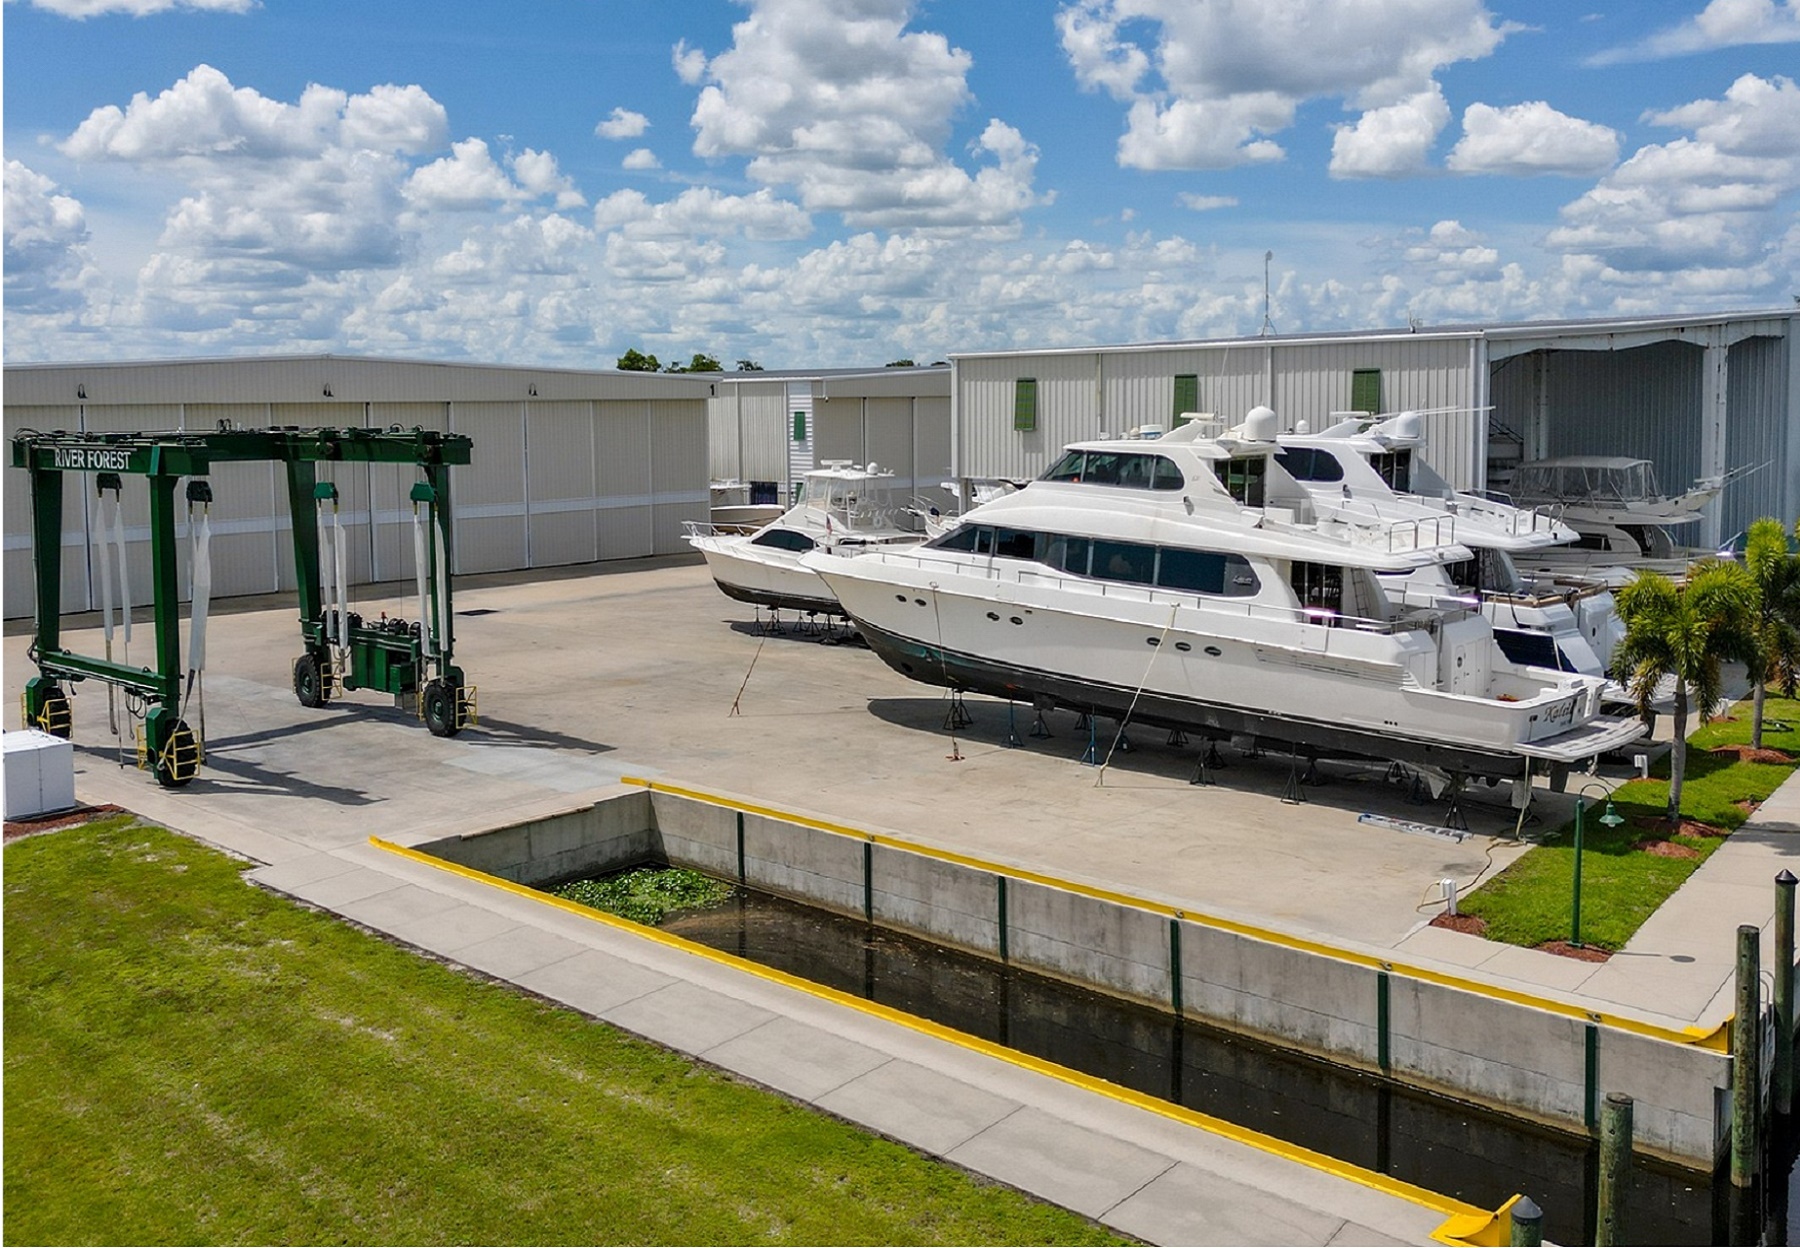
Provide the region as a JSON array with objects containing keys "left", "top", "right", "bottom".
[{"left": 1486, "top": 328, "right": 1792, "bottom": 549}]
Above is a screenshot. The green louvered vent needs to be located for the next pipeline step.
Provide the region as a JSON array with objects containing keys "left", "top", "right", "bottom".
[
  {"left": 1014, "top": 378, "right": 1037, "bottom": 432},
  {"left": 1351, "top": 369, "right": 1382, "bottom": 416},
  {"left": 1173, "top": 374, "right": 1198, "bottom": 423}
]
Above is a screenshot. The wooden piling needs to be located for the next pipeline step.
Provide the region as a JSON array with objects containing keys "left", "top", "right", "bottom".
[
  {"left": 1596, "top": 1092, "right": 1633, "bottom": 1246},
  {"left": 1733, "top": 923, "right": 1762, "bottom": 1189},
  {"left": 1776, "top": 870, "right": 1795, "bottom": 1119}
]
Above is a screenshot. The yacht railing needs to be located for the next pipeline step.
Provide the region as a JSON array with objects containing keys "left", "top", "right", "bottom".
[
  {"left": 860, "top": 550, "right": 1477, "bottom": 636},
  {"left": 1303, "top": 511, "right": 1458, "bottom": 555},
  {"left": 1437, "top": 493, "right": 1564, "bottom": 538}
]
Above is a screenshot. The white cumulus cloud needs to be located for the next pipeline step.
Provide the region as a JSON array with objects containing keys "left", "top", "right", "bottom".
[
  {"left": 1446, "top": 101, "right": 1620, "bottom": 175},
  {"left": 685, "top": 0, "right": 1042, "bottom": 231},
  {"left": 1330, "top": 87, "right": 1451, "bottom": 178},
  {"left": 1590, "top": 0, "right": 1800, "bottom": 63},
  {"left": 1546, "top": 73, "right": 1800, "bottom": 289},
  {"left": 1057, "top": 0, "right": 1511, "bottom": 171},
  {"left": 622, "top": 147, "right": 662, "bottom": 170},
  {"left": 596, "top": 107, "right": 649, "bottom": 140},
  {"left": 4, "top": 160, "right": 105, "bottom": 314}
]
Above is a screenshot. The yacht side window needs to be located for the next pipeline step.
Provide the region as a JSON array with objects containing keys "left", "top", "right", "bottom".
[
  {"left": 751, "top": 529, "right": 816, "bottom": 552},
  {"left": 1081, "top": 452, "right": 1126, "bottom": 486},
  {"left": 1150, "top": 456, "right": 1185, "bottom": 490},
  {"left": 1368, "top": 450, "right": 1412, "bottom": 493},
  {"left": 1045, "top": 534, "right": 1092, "bottom": 575},
  {"left": 1221, "top": 455, "right": 1268, "bottom": 508},
  {"left": 1273, "top": 446, "right": 1344, "bottom": 483},
  {"left": 1156, "top": 549, "right": 1259, "bottom": 597},
  {"left": 993, "top": 528, "right": 1040, "bottom": 560},
  {"left": 930, "top": 525, "right": 982, "bottom": 552},
  {"left": 1091, "top": 540, "right": 1156, "bottom": 585},
  {"left": 1042, "top": 451, "right": 1085, "bottom": 482}
]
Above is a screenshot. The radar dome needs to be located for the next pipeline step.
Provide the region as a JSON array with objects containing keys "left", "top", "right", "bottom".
[{"left": 1240, "top": 405, "right": 1279, "bottom": 443}]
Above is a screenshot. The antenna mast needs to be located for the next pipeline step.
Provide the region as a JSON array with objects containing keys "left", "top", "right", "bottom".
[{"left": 1260, "top": 250, "right": 1275, "bottom": 336}]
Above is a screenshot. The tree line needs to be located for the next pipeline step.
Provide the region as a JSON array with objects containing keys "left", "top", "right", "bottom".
[{"left": 614, "top": 351, "right": 937, "bottom": 373}]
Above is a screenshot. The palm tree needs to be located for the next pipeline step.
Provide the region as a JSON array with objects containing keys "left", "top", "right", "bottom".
[
  {"left": 1743, "top": 517, "right": 1800, "bottom": 748},
  {"left": 1612, "top": 561, "right": 1757, "bottom": 824}
]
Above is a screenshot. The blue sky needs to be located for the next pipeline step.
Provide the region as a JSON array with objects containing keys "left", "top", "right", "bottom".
[{"left": 5, "top": 0, "right": 1798, "bottom": 368}]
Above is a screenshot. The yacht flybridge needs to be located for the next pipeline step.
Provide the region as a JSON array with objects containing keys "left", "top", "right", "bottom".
[
  {"left": 684, "top": 462, "right": 922, "bottom": 616},
  {"left": 803, "top": 409, "right": 1646, "bottom": 782},
  {"left": 1275, "top": 411, "right": 1623, "bottom": 679}
]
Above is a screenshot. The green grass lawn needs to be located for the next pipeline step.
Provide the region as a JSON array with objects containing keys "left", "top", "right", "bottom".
[
  {"left": 3, "top": 816, "right": 1126, "bottom": 1246},
  {"left": 1460, "top": 692, "right": 1800, "bottom": 951}
]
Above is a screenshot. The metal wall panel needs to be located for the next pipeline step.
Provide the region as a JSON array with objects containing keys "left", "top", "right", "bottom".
[
  {"left": 59, "top": 404, "right": 188, "bottom": 610},
  {"left": 172, "top": 403, "right": 285, "bottom": 600},
  {"left": 955, "top": 352, "right": 1104, "bottom": 480},
  {"left": 813, "top": 396, "right": 863, "bottom": 464},
  {"left": 526, "top": 400, "right": 598, "bottom": 567},
  {"left": 650, "top": 399, "right": 708, "bottom": 554},
  {"left": 448, "top": 400, "right": 527, "bottom": 574},
  {"left": 864, "top": 397, "right": 915, "bottom": 488},
  {"left": 1540, "top": 342, "right": 1704, "bottom": 498},
  {"left": 596, "top": 401, "right": 654, "bottom": 560},
  {"left": 1723, "top": 334, "right": 1793, "bottom": 542}
]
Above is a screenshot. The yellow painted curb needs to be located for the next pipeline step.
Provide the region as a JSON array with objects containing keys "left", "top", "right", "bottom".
[
  {"left": 369, "top": 834, "right": 1510, "bottom": 1247},
  {"left": 622, "top": 775, "right": 1731, "bottom": 1053}
]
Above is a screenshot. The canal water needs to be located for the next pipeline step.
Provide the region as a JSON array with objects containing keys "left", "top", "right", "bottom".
[{"left": 626, "top": 881, "right": 1719, "bottom": 1245}]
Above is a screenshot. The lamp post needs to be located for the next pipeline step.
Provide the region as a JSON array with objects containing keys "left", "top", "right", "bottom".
[{"left": 1573, "top": 781, "right": 1625, "bottom": 948}]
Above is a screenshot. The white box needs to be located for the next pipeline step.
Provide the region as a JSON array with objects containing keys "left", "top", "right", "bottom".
[{"left": 3, "top": 729, "right": 77, "bottom": 820}]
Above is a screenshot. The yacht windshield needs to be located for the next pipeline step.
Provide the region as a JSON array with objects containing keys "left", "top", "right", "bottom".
[
  {"left": 1038, "top": 450, "right": 1184, "bottom": 490},
  {"left": 1273, "top": 446, "right": 1345, "bottom": 483}
]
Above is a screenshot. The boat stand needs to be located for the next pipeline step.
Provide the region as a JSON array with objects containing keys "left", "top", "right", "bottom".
[
  {"left": 1004, "top": 702, "right": 1024, "bottom": 748},
  {"left": 1079, "top": 715, "right": 1100, "bottom": 766},
  {"left": 1167, "top": 728, "right": 1189, "bottom": 748},
  {"left": 1201, "top": 739, "right": 1228, "bottom": 771},
  {"left": 1442, "top": 778, "right": 1471, "bottom": 832},
  {"left": 1280, "top": 751, "right": 1308, "bottom": 805},
  {"left": 1029, "top": 703, "right": 1053, "bottom": 738},
  {"left": 943, "top": 689, "right": 973, "bottom": 730},
  {"left": 1300, "top": 757, "right": 1327, "bottom": 787},
  {"left": 1189, "top": 747, "right": 1216, "bottom": 786}
]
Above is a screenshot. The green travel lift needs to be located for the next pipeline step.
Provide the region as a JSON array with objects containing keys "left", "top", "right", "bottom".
[{"left": 12, "top": 425, "right": 476, "bottom": 787}]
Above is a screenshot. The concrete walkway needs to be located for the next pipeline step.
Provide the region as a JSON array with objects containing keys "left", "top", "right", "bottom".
[
  {"left": 1392, "top": 760, "right": 1800, "bottom": 1036},
  {"left": 248, "top": 830, "right": 1457, "bottom": 1247}
]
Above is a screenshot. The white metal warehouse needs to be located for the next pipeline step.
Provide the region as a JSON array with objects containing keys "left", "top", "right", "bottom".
[
  {"left": 3, "top": 355, "right": 713, "bottom": 619},
  {"left": 708, "top": 366, "right": 952, "bottom": 512},
  {"left": 950, "top": 311, "right": 1799, "bottom": 549}
]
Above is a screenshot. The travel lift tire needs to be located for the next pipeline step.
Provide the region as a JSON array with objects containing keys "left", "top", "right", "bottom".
[
  {"left": 152, "top": 717, "right": 200, "bottom": 789},
  {"left": 421, "top": 678, "right": 461, "bottom": 738},
  {"left": 33, "top": 684, "right": 73, "bottom": 739},
  {"left": 293, "top": 652, "right": 331, "bottom": 708}
]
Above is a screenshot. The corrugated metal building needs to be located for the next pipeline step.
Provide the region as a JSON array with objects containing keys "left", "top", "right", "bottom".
[
  {"left": 3, "top": 355, "right": 713, "bottom": 619},
  {"left": 952, "top": 311, "right": 1798, "bottom": 548},
  {"left": 709, "top": 366, "right": 953, "bottom": 511}
]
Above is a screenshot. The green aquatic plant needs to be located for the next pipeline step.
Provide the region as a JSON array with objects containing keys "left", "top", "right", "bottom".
[{"left": 553, "top": 866, "right": 734, "bottom": 926}]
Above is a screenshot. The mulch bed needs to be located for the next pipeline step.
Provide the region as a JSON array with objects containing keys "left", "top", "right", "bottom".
[
  {"left": 1429, "top": 912, "right": 1487, "bottom": 937},
  {"left": 1630, "top": 813, "right": 1729, "bottom": 838},
  {"left": 3, "top": 803, "right": 129, "bottom": 842},
  {"left": 1708, "top": 745, "right": 1796, "bottom": 764},
  {"left": 1534, "top": 940, "right": 1612, "bottom": 963},
  {"left": 1634, "top": 838, "right": 1700, "bottom": 859}
]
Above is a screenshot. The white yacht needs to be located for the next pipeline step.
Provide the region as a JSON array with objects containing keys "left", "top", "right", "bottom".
[
  {"left": 1508, "top": 456, "right": 1746, "bottom": 583},
  {"left": 1275, "top": 412, "right": 1623, "bottom": 679},
  {"left": 684, "top": 462, "right": 922, "bottom": 616},
  {"left": 803, "top": 410, "right": 1645, "bottom": 781}
]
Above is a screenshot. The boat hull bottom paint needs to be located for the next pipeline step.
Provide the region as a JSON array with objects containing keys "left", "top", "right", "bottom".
[
  {"left": 857, "top": 618, "right": 1613, "bottom": 781},
  {"left": 713, "top": 576, "right": 845, "bottom": 617}
]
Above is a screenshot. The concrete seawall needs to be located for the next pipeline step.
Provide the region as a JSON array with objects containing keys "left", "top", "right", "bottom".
[{"left": 419, "top": 780, "right": 1734, "bottom": 1168}]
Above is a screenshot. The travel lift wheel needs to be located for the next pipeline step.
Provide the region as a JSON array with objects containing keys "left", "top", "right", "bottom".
[
  {"left": 30, "top": 682, "right": 74, "bottom": 739},
  {"left": 293, "top": 652, "right": 331, "bottom": 708},
  {"left": 421, "top": 678, "right": 461, "bottom": 738},
  {"left": 147, "top": 713, "right": 200, "bottom": 789}
]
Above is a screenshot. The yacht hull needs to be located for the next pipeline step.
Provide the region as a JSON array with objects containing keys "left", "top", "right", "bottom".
[
  {"left": 689, "top": 535, "right": 844, "bottom": 615},
  {"left": 816, "top": 558, "right": 1644, "bottom": 780}
]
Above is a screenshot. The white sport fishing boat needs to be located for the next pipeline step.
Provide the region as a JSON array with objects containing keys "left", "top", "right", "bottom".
[
  {"left": 684, "top": 462, "right": 921, "bottom": 616},
  {"left": 1275, "top": 412, "right": 1624, "bottom": 679},
  {"left": 1508, "top": 456, "right": 1749, "bottom": 584},
  {"left": 804, "top": 409, "right": 1645, "bottom": 781}
]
